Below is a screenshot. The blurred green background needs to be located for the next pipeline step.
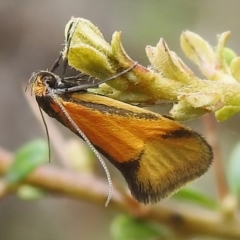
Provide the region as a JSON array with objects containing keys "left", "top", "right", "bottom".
[{"left": 0, "top": 0, "right": 240, "bottom": 239}]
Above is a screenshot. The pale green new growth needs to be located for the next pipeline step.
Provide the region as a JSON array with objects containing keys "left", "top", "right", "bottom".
[{"left": 63, "top": 17, "right": 240, "bottom": 122}]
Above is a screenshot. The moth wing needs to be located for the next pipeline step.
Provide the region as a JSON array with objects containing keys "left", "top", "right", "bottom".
[{"left": 114, "top": 129, "right": 213, "bottom": 204}]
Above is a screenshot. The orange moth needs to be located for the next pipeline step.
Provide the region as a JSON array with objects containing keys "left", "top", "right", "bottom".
[
  {"left": 28, "top": 19, "right": 213, "bottom": 206},
  {"left": 28, "top": 65, "right": 213, "bottom": 205}
]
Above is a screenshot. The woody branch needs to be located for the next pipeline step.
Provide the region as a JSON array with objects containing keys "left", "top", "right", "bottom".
[{"left": 0, "top": 148, "right": 239, "bottom": 239}]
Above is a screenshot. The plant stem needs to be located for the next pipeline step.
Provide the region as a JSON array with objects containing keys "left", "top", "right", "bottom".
[{"left": 0, "top": 147, "right": 239, "bottom": 239}]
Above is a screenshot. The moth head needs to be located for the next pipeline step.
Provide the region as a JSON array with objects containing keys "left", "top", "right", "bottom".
[{"left": 27, "top": 71, "right": 61, "bottom": 97}]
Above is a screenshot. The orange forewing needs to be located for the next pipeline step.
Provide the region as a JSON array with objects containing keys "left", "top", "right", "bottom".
[{"left": 32, "top": 74, "right": 213, "bottom": 204}]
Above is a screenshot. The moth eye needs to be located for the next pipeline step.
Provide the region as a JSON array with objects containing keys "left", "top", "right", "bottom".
[{"left": 43, "top": 75, "right": 56, "bottom": 88}]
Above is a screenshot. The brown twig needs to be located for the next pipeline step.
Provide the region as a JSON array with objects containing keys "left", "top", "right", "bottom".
[
  {"left": 202, "top": 114, "right": 229, "bottom": 199},
  {"left": 0, "top": 148, "right": 239, "bottom": 239}
]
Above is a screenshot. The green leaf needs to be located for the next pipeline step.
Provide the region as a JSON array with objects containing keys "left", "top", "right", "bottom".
[
  {"left": 17, "top": 185, "right": 45, "bottom": 200},
  {"left": 5, "top": 139, "right": 48, "bottom": 185},
  {"left": 227, "top": 142, "right": 240, "bottom": 197},
  {"left": 222, "top": 47, "right": 237, "bottom": 66},
  {"left": 110, "top": 215, "right": 163, "bottom": 240},
  {"left": 171, "top": 187, "right": 217, "bottom": 209}
]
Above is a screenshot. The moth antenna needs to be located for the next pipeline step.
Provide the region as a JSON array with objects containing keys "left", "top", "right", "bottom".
[
  {"left": 50, "top": 19, "right": 80, "bottom": 75},
  {"left": 46, "top": 85, "right": 113, "bottom": 207},
  {"left": 38, "top": 106, "right": 51, "bottom": 162}
]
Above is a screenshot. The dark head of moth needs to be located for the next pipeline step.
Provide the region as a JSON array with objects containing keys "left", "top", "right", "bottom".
[{"left": 30, "top": 67, "right": 213, "bottom": 205}]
